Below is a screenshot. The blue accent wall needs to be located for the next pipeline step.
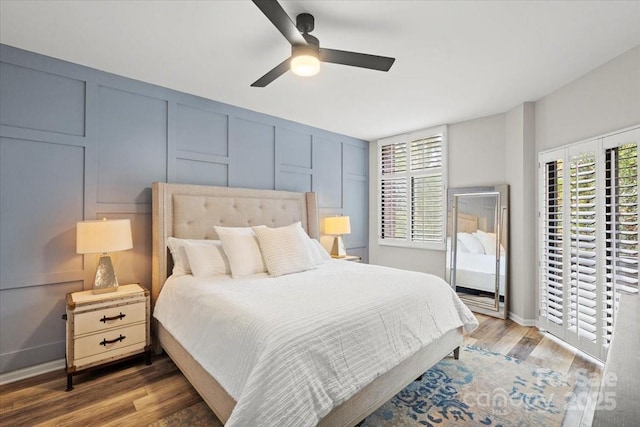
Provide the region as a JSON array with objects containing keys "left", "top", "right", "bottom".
[{"left": 0, "top": 44, "right": 369, "bottom": 374}]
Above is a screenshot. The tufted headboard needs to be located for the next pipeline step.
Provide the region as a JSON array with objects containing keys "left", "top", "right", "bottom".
[{"left": 151, "top": 182, "right": 319, "bottom": 304}]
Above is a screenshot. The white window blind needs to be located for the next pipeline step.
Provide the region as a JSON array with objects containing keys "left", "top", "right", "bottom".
[
  {"left": 603, "top": 142, "right": 639, "bottom": 347},
  {"left": 379, "top": 126, "right": 447, "bottom": 249},
  {"left": 568, "top": 151, "right": 598, "bottom": 343},
  {"left": 538, "top": 126, "right": 639, "bottom": 361},
  {"left": 540, "top": 158, "right": 564, "bottom": 329}
]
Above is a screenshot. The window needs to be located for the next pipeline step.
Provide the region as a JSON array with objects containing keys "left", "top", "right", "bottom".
[
  {"left": 378, "top": 126, "right": 447, "bottom": 250},
  {"left": 539, "top": 126, "right": 638, "bottom": 361}
]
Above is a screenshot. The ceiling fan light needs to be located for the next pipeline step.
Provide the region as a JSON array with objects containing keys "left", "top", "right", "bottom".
[{"left": 291, "top": 54, "right": 320, "bottom": 77}]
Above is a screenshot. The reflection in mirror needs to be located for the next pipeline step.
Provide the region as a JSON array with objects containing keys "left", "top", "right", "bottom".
[{"left": 446, "top": 185, "right": 509, "bottom": 319}]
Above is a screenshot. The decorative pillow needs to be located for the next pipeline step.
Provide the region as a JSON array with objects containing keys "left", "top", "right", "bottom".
[
  {"left": 184, "top": 243, "right": 230, "bottom": 277},
  {"left": 474, "top": 230, "right": 498, "bottom": 256},
  {"left": 253, "top": 222, "right": 316, "bottom": 277},
  {"left": 167, "top": 237, "right": 221, "bottom": 276},
  {"left": 455, "top": 237, "right": 470, "bottom": 253},
  {"left": 214, "top": 225, "right": 267, "bottom": 278},
  {"left": 456, "top": 232, "right": 485, "bottom": 255},
  {"left": 308, "top": 238, "right": 331, "bottom": 265}
]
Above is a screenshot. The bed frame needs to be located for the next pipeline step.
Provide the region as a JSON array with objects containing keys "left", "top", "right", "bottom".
[{"left": 151, "top": 182, "right": 463, "bottom": 426}]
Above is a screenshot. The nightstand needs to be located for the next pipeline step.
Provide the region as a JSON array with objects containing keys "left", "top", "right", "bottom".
[
  {"left": 333, "top": 255, "right": 362, "bottom": 262},
  {"left": 64, "top": 283, "right": 151, "bottom": 391}
]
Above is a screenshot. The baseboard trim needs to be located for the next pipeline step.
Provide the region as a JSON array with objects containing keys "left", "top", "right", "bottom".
[
  {"left": 509, "top": 312, "right": 538, "bottom": 327},
  {"left": 0, "top": 358, "right": 65, "bottom": 385}
]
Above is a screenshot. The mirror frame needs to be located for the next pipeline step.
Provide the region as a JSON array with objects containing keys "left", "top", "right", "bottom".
[{"left": 446, "top": 184, "right": 509, "bottom": 319}]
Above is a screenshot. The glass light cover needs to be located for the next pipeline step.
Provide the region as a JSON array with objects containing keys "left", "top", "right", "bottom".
[{"left": 291, "top": 54, "right": 320, "bottom": 77}]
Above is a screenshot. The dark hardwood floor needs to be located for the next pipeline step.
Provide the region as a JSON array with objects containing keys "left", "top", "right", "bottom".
[{"left": 0, "top": 314, "right": 601, "bottom": 426}]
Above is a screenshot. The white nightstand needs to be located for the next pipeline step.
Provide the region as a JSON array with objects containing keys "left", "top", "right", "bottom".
[
  {"left": 64, "top": 283, "right": 151, "bottom": 391},
  {"left": 332, "top": 255, "right": 362, "bottom": 262}
]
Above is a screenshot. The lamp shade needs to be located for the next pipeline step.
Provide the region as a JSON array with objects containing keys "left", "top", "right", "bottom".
[
  {"left": 76, "top": 219, "right": 133, "bottom": 254},
  {"left": 324, "top": 216, "right": 351, "bottom": 235}
]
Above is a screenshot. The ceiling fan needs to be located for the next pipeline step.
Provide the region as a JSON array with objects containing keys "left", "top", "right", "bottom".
[{"left": 251, "top": 0, "right": 396, "bottom": 87}]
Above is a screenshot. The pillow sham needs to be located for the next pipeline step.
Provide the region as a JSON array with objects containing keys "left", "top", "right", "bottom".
[
  {"left": 184, "top": 243, "right": 230, "bottom": 277},
  {"left": 167, "top": 237, "right": 221, "bottom": 276},
  {"left": 214, "top": 225, "right": 267, "bottom": 278},
  {"left": 455, "top": 237, "right": 470, "bottom": 253},
  {"left": 456, "top": 232, "right": 485, "bottom": 255},
  {"left": 474, "top": 230, "right": 500, "bottom": 256},
  {"left": 308, "top": 238, "right": 331, "bottom": 265},
  {"left": 253, "top": 222, "right": 316, "bottom": 277}
]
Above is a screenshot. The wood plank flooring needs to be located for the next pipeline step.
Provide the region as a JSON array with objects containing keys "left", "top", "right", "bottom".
[{"left": 0, "top": 314, "right": 601, "bottom": 426}]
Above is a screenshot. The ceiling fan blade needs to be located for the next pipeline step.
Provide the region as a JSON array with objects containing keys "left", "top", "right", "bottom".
[
  {"left": 319, "top": 48, "right": 395, "bottom": 72},
  {"left": 251, "top": 57, "right": 291, "bottom": 87},
  {"left": 252, "top": 0, "right": 307, "bottom": 46}
]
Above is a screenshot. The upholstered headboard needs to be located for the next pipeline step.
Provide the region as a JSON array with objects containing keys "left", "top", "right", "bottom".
[
  {"left": 455, "top": 213, "right": 479, "bottom": 234},
  {"left": 151, "top": 182, "right": 319, "bottom": 304},
  {"left": 447, "top": 212, "right": 478, "bottom": 236}
]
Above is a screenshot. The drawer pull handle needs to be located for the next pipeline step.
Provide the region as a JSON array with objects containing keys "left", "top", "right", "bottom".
[
  {"left": 100, "top": 335, "right": 126, "bottom": 346},
  {"left": 100, "top": 312, "right": 126, "bottom": 323}
]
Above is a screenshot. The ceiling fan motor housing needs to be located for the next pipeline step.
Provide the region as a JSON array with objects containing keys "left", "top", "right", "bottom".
[
  {"left": 294, "top": 13, "right": 319, "bottom": 57},
  {"left": 296, "top": 13, "right": 314, "bottom": 34}
]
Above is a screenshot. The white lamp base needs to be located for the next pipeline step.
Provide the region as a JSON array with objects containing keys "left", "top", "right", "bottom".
[
  {"left": 330, "top": 236, "right": 347, "bottom": 258},
  {"left": 93, "top": 254, "right": 119, "bottom": 294}
]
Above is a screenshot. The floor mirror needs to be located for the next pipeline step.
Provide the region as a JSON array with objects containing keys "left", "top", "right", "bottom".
[{"left": 446, "top": 185, "right": 509, "bottom": 319}]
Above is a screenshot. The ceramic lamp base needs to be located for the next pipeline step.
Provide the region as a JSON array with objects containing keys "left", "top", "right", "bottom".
[
  {"left": 93, "top": 254, "right": 119, "bottom": 294},
  {"left": 330, "top": 236, "right": 347, "bottom": 258}
]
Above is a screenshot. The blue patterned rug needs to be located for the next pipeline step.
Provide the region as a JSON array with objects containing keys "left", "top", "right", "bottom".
[
  {"left": 151, "top": 345, "right": 575, "bottom": 427},
  {"left": 362, "top": 345, "right": 575, "bottom": 426}
]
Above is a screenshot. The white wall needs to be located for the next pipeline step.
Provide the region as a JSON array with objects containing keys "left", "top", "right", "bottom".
[
  {"left": 368, "top": 44, "right": 640, "bottom": 326},
  {"left": 504, "top": 103, "right": 536, "bottom": 324},
  {"left": 536, "top": 45, "right": 640, "bottom": 151},
  {"left": 368, "top": 113, "right": 506, "bottom": 278}
]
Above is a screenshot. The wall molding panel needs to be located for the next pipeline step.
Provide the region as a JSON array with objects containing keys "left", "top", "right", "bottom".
[{"left": 0, "top": 43, "right": 368, "bottom": 375}]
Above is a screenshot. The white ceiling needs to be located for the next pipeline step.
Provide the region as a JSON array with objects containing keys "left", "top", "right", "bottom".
[{"left": 1, "top": 1, "right": 639, "bottom": 140}]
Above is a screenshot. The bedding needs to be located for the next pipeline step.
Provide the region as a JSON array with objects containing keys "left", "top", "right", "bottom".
[
  {"left": 184, "top": 244, "right": 230, "bottom": 277},
  {"left": 153, "top": 260, "right": 478, "bottom": 427},
  {"left": 253, "top": 222, "right": 316, "bottom": 276},
  {"left": 214, "top": 225, "right": 267, "bottom": 278},
  {"left": 456, "top": 232, "right": 486, "bottom": 254},
  {"left": 455, "top": 251, "right": 506, "bottom": 294},
  {"left": 167, "top": 237, "right": 223, "bottom": 276}
]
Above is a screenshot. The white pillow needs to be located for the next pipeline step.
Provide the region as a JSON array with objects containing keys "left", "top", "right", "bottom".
[
  {"left": 214, "top": 225, "right": 267, "bottom": 278},
  {"left": 253, "top": 222, "right": 316, "bottom": 277},
  {"left": 456, "top": 237, "right": 470, "bottom": 253},
  {"left": 308, "top": 238, "right": 331, "bottom": 265},
  {"left": 456, "top": 232, "right": 485, "bottom": 254},
  {"left": 474, "top": 230, "right": 499, "bottom": 256},
  {"left": 167, "top": 237, "right": 221, "bottom": 276},
  {"left": 184, "top": 243, "right": 230, "bottom": 277}
]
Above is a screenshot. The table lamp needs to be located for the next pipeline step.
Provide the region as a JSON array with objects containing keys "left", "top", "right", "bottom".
[
  {"left": 324, "top": 216, "right": 351, "bottom": 258},
  {"left": 76, "top": 218, "right": 133, "bottom": 293}
]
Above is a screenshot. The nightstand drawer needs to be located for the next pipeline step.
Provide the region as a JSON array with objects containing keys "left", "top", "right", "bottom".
[
  {"left": 74, "top": 322, "right": 146, "bottom": 360},
  {"left": 74, "top": 302, "right": 146, "bottom": 336}
]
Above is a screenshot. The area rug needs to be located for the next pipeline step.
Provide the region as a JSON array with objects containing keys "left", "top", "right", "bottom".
[{"left": 150, "top": 345, "right": 576, "bottom": 427}]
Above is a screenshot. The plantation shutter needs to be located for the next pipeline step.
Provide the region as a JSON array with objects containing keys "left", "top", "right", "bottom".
[
  {"left": 568, "top": 150, "right": 599, "bottom": 347},
  {"left": 379, "top": 127, "right": 447, "bottom": 249},
  {"left": 410, "top": 136, "right": 444, "bottom": 242},
  {"left": 603, "top": 141, "right": 639, "bottom": 349},
  {"left": 539, "top": 157, "right": 565, "bottom": 335},
  {"left": 380, "top": 142, "right": 408, "bottom": 240},
  {"left": 538, "top": 126, "right": 639, "bottom": 361}
]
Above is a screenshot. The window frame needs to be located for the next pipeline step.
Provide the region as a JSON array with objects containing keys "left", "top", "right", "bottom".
[{"left": 377, "top": 125, "right": 448, "bottom": 251}]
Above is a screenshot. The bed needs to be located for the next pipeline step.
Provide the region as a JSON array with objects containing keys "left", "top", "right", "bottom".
[
  {"left": 447, "top": 212, "right": 506, "bottom": 295},
  {"left": 151, "top": 182, "right": 478, "bottom": 427}
]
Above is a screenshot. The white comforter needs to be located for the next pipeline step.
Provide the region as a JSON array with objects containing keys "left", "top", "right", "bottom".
[{"left": 153, "top": 260, "right": 478, "bottom": 427}]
